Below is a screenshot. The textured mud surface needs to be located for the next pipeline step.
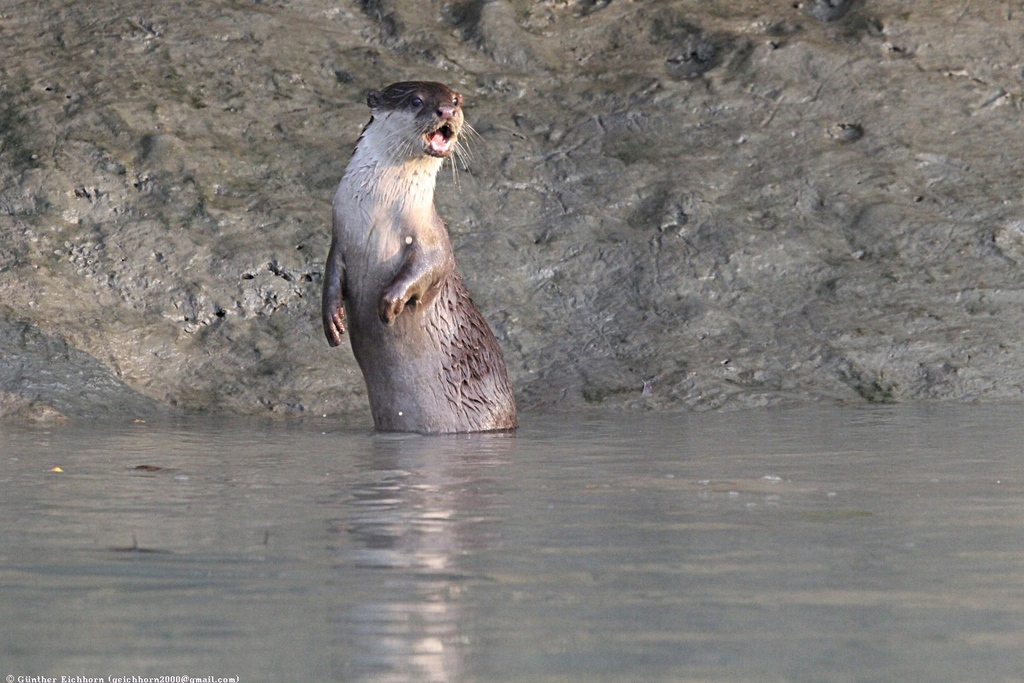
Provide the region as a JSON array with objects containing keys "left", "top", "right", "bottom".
[{"left": 2, "top": 0, "right": 1024, "bottom": 419}]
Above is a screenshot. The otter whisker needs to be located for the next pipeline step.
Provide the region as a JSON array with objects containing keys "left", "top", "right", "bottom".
[
  {"left": 459, "top": 122, "right": 482, "bottom": 158},
  {"left": 453, "top": 138, "right": 472, "bottom": 169},
  {"left": 460, "top": 120, "right": 482, "bottom": 142},
  {"left": 390, "top": 135, "right": 414, "bottom": 161},
  {"left": 398, "top": 138, "right": 414, "bottom": 160},
  {"left": 446, "top": 153, "right": 460, "bottom": 186}
]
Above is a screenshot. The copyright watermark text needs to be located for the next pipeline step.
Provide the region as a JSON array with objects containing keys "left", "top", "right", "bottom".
[{"left": 5, "top": 676, "right": 238, "bottom": 683}]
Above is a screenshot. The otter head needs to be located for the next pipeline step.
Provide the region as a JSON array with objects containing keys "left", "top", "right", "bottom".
[{"left": 366, "top": 81, "right": 464, "bottom": 159}]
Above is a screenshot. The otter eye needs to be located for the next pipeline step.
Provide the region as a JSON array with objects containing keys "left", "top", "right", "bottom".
[{"left": 410, "top": 96, "right": 423, "bottom": 108}]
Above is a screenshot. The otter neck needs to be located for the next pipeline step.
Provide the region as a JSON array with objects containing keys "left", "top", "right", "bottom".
[{"left": 344, "top": 113, "right": 445, "bottom": 217}]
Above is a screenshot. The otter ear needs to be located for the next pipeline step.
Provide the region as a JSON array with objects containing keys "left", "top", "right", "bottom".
[{"left": 367, "top": 90, "right": 384, "bottom": 109}]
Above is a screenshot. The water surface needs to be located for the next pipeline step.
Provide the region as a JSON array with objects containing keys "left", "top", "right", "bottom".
[{"left": 2, "top": 404, "right": 1023, "bottom": 682}]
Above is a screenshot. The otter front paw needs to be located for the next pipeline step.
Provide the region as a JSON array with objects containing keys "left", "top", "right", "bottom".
[
  {"left": 324, "top": 306, "right": 346, "bottom": 347},
  {"left": 379, "top": 291, "right": 406, "bottom": 326}
]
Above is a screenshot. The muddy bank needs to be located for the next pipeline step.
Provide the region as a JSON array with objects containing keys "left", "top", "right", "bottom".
[{"left": 2, "top": 0, "right": 1023, "bottom": 419}]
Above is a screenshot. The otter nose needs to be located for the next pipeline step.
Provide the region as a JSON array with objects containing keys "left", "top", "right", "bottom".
[{"left": 436, "top": 104, "right": 457, "bottom": 120}]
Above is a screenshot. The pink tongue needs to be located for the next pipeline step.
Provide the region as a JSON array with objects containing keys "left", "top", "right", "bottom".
[{"left": 429, "top": 131, "right": 450, "bottom": 153}]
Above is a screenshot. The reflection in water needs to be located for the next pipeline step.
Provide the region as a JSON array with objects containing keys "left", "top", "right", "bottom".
[
  {"left": 331, "top": 433, "right": 515, "bottom": 682},
  {"left": 2, "top": 406, "right": 1024, "bottom": 681}
]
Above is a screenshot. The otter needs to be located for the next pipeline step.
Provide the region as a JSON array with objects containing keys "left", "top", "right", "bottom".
[{"left": 321, "top": 81, "right": 518, "bottom": 434}]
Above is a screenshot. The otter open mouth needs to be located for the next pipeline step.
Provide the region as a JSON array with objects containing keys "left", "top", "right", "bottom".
[{"left": 425, "top": 123, "right": 457, "bottom": 157}]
